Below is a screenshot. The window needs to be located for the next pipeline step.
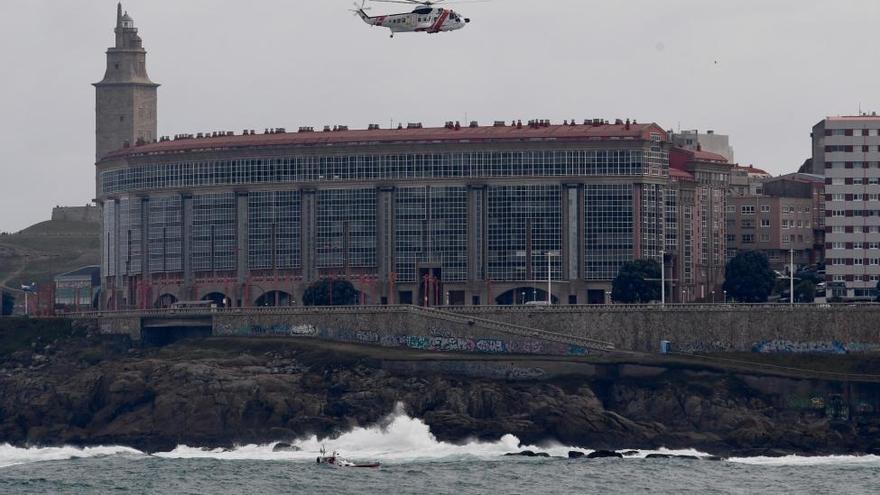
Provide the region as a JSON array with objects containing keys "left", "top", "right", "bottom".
[
  {"left": 759, "top": 234, "right": 770, "bottom": 242},
  {"left": 741, "top": 205, "right": 755, "bottom": 215},
  {"left": 742, "top": 234, "right": 754, "bottom": 244},
  {"left": 760, "top": 205, "right": 770, "bottom": 213},
  {"left": 761, "top": 218, "right": 771, "bottom": 228}
]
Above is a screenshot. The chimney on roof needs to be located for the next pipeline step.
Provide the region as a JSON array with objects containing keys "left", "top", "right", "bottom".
[
  {"left": 397, "top": 123, "right": 403, "bottom": 130},
  {"left": 615, "top": 119, "right": 623, "bottom": 125},
  {"left": 368, "top": 123, "right": 380, "bottom": 130},
  {"left": 625, "top": 119, "right": 631, "bottom": 130},
  {"left": 493, "top": 121, "right": 505, "bottom": 127},
  {"left": 469, "top": 121, "right": 479, "bottom": 128},
  {"left": 455, "top": 121, "right": 461, "bottom": 130},
  {"left": 516, "top": 120, "right": 522, "bottom": 129}
]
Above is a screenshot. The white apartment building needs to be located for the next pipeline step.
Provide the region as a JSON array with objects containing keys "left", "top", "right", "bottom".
[{"left": 813, "top": 114, "right": 880, "bottom": 299}]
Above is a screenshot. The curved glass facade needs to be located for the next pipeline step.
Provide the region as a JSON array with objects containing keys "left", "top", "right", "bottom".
[
  {"left": 99, "top": 148, "right": 664, "bottom": 196},
  {"left": 98, "top": 140, "right": 669, "bottom": 308}
]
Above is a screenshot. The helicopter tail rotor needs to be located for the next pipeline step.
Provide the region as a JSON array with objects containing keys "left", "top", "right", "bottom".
[{"left": 350, "top": 1, "right": 371, "bottom": 19}]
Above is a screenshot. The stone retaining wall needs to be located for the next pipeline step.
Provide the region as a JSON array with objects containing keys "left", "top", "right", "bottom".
[
  {"left": 448, "top": 306, "right": 880, "bottom": 354},
  {"left": 76, "top": 304, "right": 880, "bottom": 355}
]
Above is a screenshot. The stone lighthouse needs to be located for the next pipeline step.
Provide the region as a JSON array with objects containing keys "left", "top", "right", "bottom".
[{"left": 94, "top": 3, "right": 159, "bottom": 162}]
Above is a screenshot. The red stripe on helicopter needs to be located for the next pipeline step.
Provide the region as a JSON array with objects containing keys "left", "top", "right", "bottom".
[
  {"left": 429, "top": 10, "right": 450, "bottom": 33},
  {"left": 374, "top": 16, "right": 387, "bottom": 26}
]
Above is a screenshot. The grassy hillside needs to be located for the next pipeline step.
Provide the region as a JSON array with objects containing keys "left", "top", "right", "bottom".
[{"left": 0, "top": 219, "right": 100, "bottom": 291}]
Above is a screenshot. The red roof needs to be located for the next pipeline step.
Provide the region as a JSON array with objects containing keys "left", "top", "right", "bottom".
[
  {"left": 691, "top": 149, "right": 729, "bottom": 163},
  {"left": 669, "top": 167, "right": 694, "bottom": 181},
  {"left": 105, "top": 122, "right": 668, "bottom": 159},
  {"left": 734, "top": 164, "right": 769, "bottom": 175}
]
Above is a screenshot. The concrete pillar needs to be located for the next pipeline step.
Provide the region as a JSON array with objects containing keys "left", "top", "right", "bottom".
[
  {"left": 301, "top": 189, "right": 317, "bottom": 282},
  {"left": 633, "top": 184, "right": 642, "bottom": 259},
  {"left": 236, "top": 192, "right": 249, "bottom": 285},
  {"left": 467, "top": 185, "right": 485, "bottom": 283},
  {"left": 565, "top": 184, "right": 580, "bottom": 283},
  {"left": 181, "top": 194, "right": 193, "bottom": 299},
  {"left": 377, "top": 187, "right": 395, "bottom": 294}
]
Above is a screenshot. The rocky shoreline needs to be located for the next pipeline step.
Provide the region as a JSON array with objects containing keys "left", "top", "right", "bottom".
[{"left": 1, "top": 320, "right": 880, "bottom": 457}]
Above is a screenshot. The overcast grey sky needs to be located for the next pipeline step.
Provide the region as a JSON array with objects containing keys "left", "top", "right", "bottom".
[{"left": 0, "top": 0, "right": 878, "bottom": 232}]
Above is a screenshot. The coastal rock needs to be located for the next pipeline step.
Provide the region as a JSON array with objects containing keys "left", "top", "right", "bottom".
[
  {"left": 645, "top": 453, "right": 671, "bottom": 459},
  {"left": 1, "top": 322, "right": 880, "bottom": 458},
  {"left": 272, "top": 443, "right": 300, "bottom": 452}
]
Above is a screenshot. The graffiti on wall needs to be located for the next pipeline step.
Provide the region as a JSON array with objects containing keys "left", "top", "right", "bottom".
[
  {"left": 250, "top": 324, "right": 318, "bottom": 337},
  {"left": 220, "top": 320, "right": 589, "bottom": 357},
  {"left": 752, "top": 340, "right": 880, "bottom": 354}
]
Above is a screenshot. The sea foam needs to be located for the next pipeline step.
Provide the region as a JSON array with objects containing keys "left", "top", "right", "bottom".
[{"left": 2, "top": 406, "right": 879, "bottom": 468}]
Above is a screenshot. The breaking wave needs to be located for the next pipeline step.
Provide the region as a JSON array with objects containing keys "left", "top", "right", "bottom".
[
  {"left": 0, "top": 444, "right": 142, "bottom": 469},
  {"left": 2, "top": 406, "right": 879, "bottom": 468}
]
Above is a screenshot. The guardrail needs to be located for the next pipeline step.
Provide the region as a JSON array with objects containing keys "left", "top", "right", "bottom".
[{"left": 66, "top": 302, "right": 880, "bottom": 319}]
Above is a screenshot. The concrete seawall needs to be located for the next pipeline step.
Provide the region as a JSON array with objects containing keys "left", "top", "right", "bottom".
[
  {"left": 449, "top": 305, "right": 880, "bottom": 353},
  {"left": 79, "top": 304, "right": 880, "bottom": 356}
]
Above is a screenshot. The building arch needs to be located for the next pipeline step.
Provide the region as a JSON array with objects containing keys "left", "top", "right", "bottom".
[
  {"left": 255, "top": 290, "right": 295, "bottom": 307},
  {"left": 154, "top": 293, "right": 178, "bottom": 309},
  {"left": 201, "top": 292, "right": 228, "bottom": 307},
  {"left": 495, "top": 287, "right": 559, "bottom": 306}
]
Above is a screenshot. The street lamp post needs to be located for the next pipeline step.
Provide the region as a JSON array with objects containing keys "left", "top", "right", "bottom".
[
  {"left": 546, "top": 250, "right": 560, "bottom": 305},
  {"left": 660, "top": 250, "right": 665, "bottom": 306},
  {"left": 723, "top": 290, "right": 727, "bottom": 304},
  {"left": 606, "top": 290, "right": 612, "bottom": 305},
  {"left": 790, "top": 247, "right": 795, "bottom": 305}
]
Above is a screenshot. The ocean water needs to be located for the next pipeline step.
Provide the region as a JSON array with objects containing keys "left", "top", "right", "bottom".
[{"left": 1, "top": 409, "right": 878, "bottom": 495}]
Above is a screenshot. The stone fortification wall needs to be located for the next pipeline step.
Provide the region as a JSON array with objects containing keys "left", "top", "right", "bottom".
[
  {"left": 51, "top": 206, "right": 101, "bottom": 224},
  {"left": 448, "top": 305, "right": 880, "bottom": 354}
]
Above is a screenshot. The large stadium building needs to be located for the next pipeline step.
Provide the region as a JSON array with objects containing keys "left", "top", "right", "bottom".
[{"left": 95, "top": 5, "right": 728, "bottom": 309}]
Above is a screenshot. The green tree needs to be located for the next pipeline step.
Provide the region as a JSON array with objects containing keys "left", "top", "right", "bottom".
[
  {"left": 611, "top": 259, "right": 661, "bottom": 304},
  {"left": 794, "top": 279, "right": 816, "bottom": 303},
  {"left": 302, "top": 279, "right": 359, "bottom": 306},
  {"left": 722, "top": 251, "right": 776, "bottom": 303}
]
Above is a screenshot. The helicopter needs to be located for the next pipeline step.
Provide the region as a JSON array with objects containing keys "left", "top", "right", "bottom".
[{"left": 352, "top": 0, "right": 472, "bottom": 38}]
